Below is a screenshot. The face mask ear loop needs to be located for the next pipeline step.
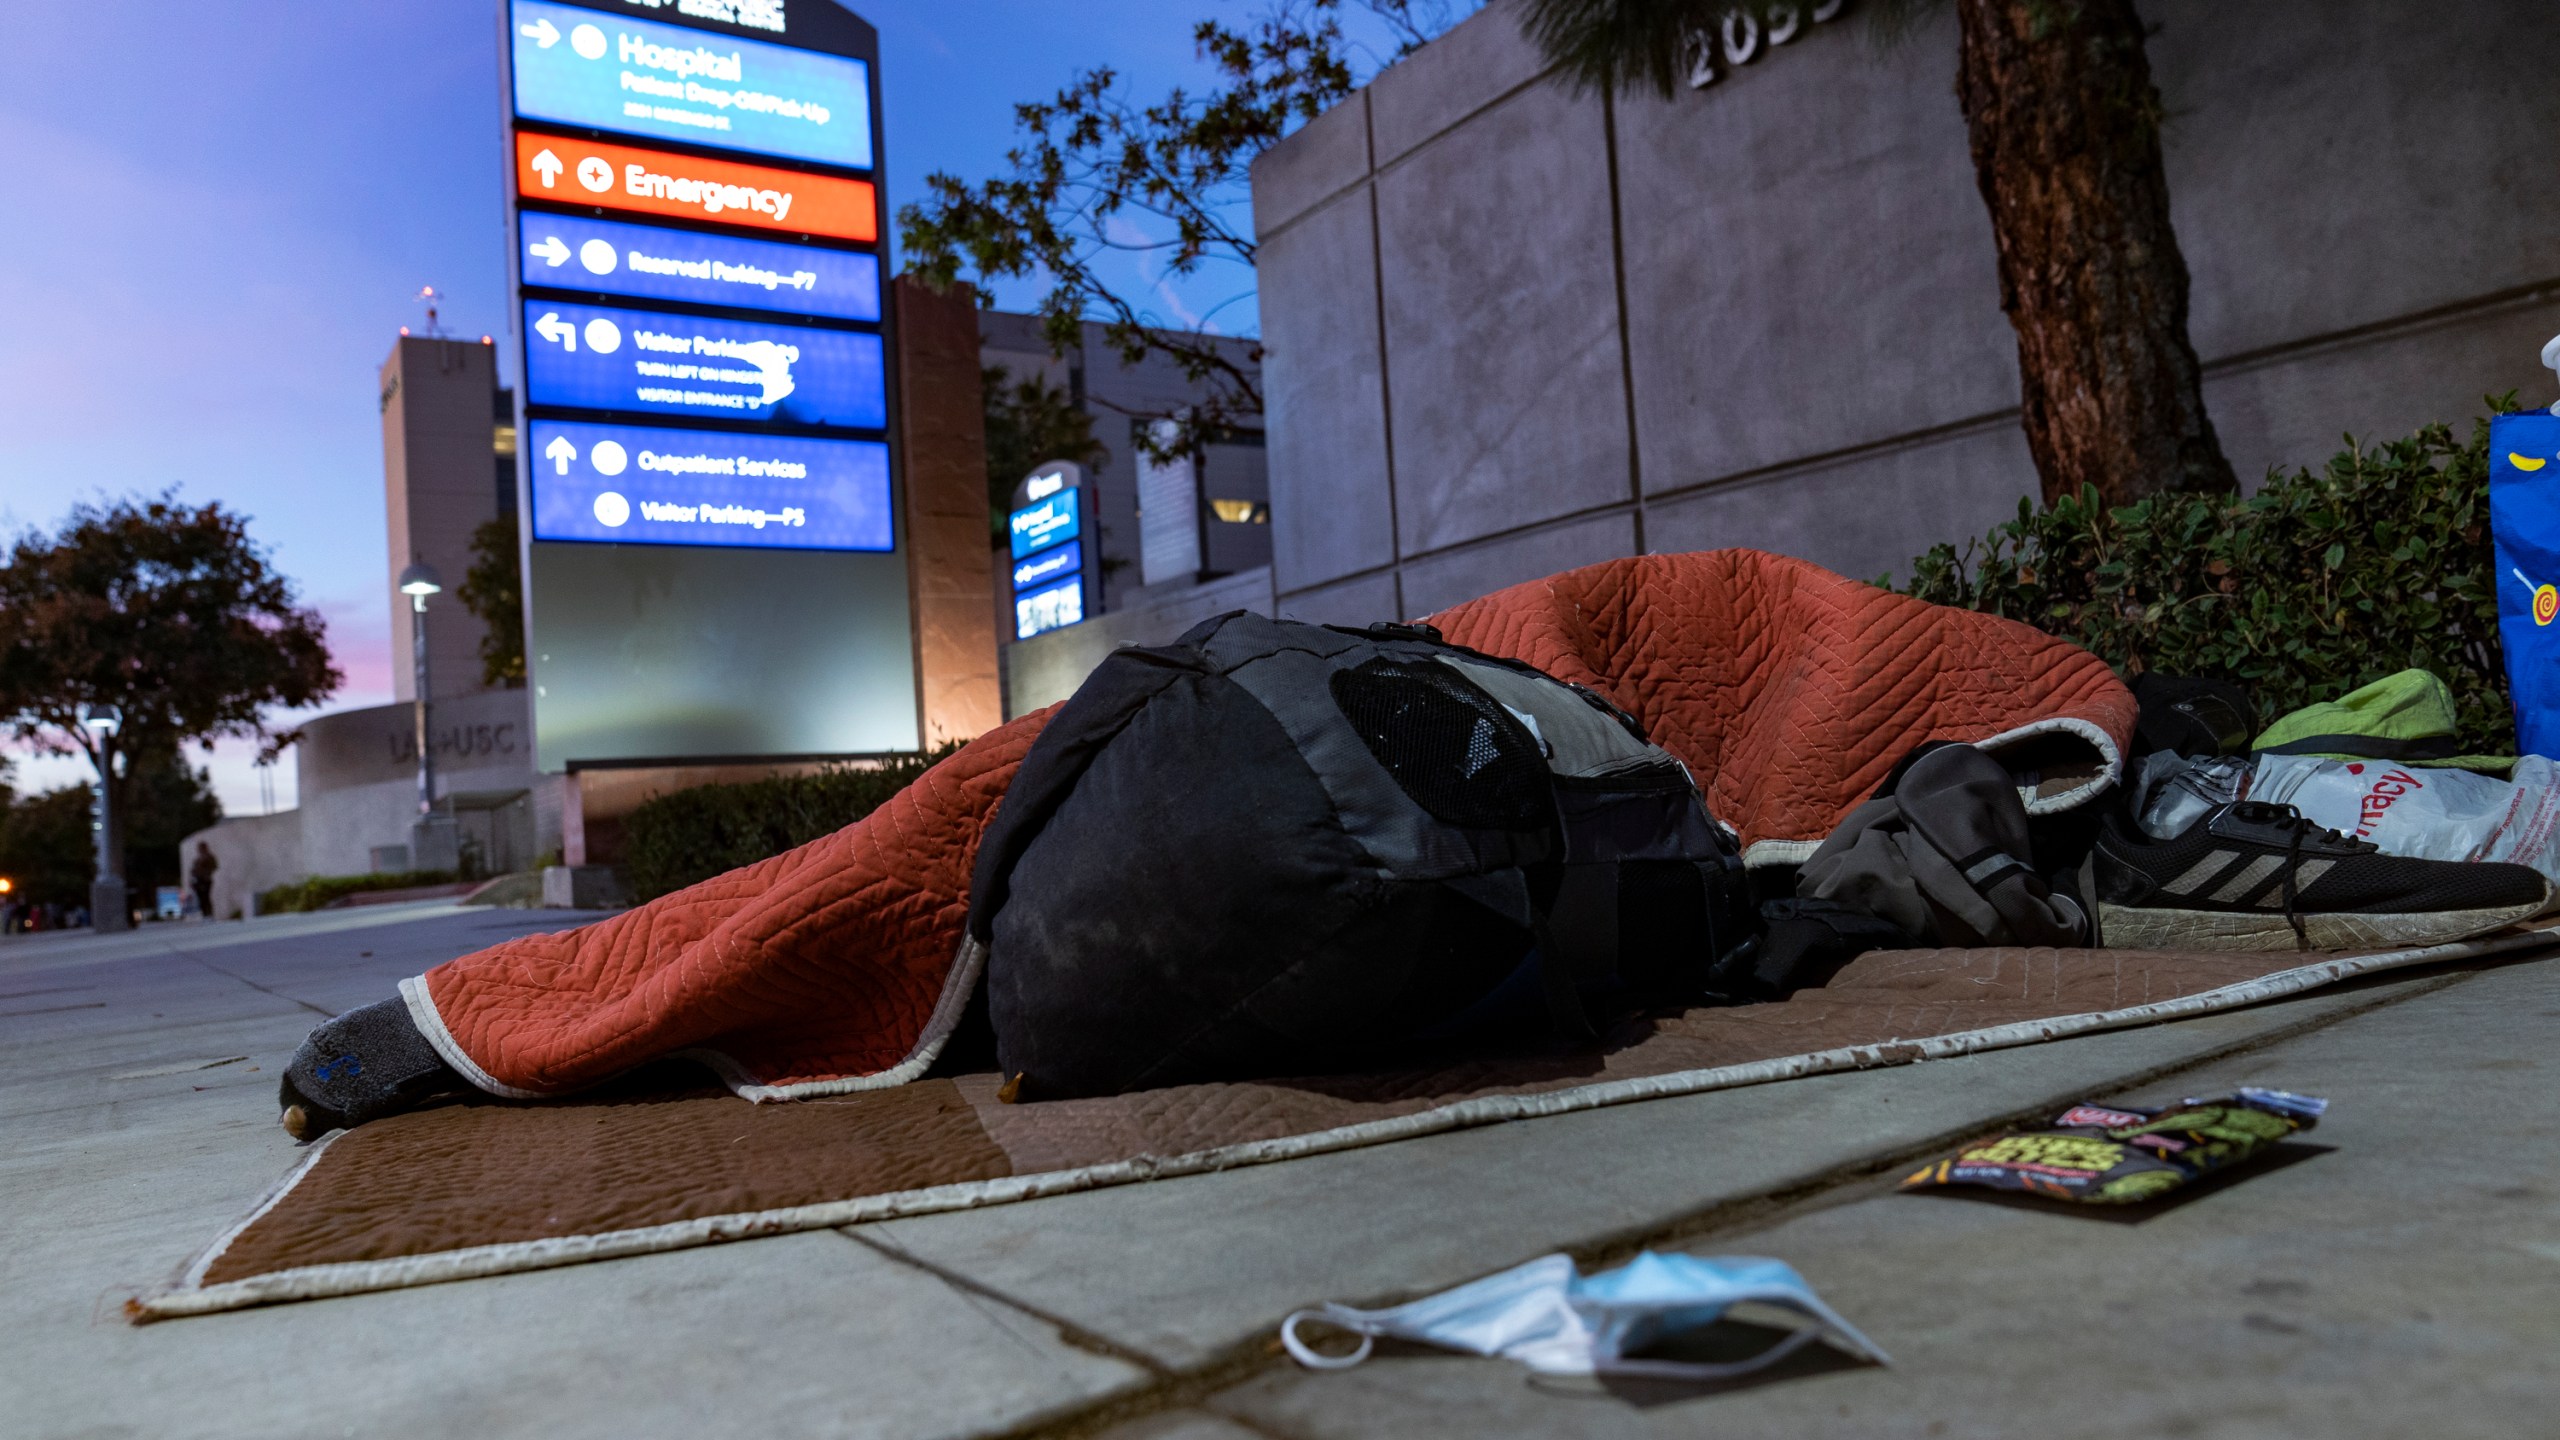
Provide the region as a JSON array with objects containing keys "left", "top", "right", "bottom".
[{"left": 1281, "top": 1309, "right": 1377, "bottom": 1370}]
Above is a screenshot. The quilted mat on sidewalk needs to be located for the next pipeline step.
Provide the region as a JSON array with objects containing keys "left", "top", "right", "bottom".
[{"left": 134, "top": 924, "right": 2558, "bottom": 1319}]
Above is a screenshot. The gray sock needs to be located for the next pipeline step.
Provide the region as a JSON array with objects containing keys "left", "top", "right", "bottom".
[{"left": 278, "top": 997, "right": 464, "bottom": 1139}]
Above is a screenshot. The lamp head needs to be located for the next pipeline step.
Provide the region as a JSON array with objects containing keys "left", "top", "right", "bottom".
[
  {"left": 77, "top": 703, "right": 122, "bottom": 737},
  {"left": 397, "top": 562, "right": 444, "bottom": 598}
]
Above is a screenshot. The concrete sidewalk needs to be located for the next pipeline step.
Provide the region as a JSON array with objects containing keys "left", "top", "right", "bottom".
[{"left": 2, "top": 909, "right": 2550, "bottom": 1439}]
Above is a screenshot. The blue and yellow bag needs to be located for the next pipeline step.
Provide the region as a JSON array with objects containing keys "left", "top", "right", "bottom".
[{"left": 2490, "top": 404, "right": 2560, "bottom": 757}]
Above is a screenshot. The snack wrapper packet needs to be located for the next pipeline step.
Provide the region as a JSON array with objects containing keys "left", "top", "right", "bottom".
[{"left": 1899, "top": 1087, "right": 2328, "bottom": 1205}]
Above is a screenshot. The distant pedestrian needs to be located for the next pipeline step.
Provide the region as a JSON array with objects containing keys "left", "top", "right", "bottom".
[{"left": 191, "top": 842, "right": 219, "bottom": 921}]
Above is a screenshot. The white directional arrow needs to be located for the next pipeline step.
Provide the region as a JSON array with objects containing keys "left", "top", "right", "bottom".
[
  {"left": 544, "top": 436, "right": 577, "bottom": 475},
  {"left": 520, "top": 17, "right": 559, "bottom": 48},
  {"left": 528, "top": 235, "right": 570, "bottom": 267},
  {"left": 529, "top": 149, "right": 564, "bottom": 189},
  {"left": 534, "top": 312, "right": 577, "bottom": 352}
]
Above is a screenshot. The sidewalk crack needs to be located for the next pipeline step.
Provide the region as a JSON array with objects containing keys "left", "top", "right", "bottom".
[{"left": 838, "top": 1227, "right": 1313, "bottom": 1440}]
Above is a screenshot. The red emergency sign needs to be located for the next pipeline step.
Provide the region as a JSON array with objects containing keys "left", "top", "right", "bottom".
[{"left": 513, "top": 132, "right": 876, "bottom": 243}]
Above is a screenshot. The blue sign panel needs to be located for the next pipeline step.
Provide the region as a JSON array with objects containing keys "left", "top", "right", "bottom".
[
  {"left": 1011, "top": 541, "right": 1083, "bottom": 595},
  {"left": 519, "top": 213, "right": 879, "bottom": 322},
  {"left": 1008, "top": 490, "right": 1081, "bottom": 560},
  {"left": 511, "top": 0, "right": 873, "bottom": 169},
  {"left": 527, "top": 419, "right": 892, "bottom": 552},
  {"left": 522, "top": 299, "right": 885, "bottom": 429},
  {"left": 1015, "top": 576, "right": 1086, "bottom": 641}
]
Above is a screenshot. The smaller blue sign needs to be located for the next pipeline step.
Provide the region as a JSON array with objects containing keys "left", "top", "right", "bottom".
[
  {"left": 1011, "top": 540, "right": 1083, "bottom": 594},
  {"left": 1015, "top": 576, "right": 1086, "bottom": 641},
  {"left": 523, "top": 299, "right": 885, "bottom": 429},
  {"left": 511, "top": 0, "right": 873, "bottom": 169},
  {"left": 1008, "top": 490, "right": 1081, "bottom": 560},
  {"left": 527, "top": 419, "right": 892, "bottom": 552},
  {"left": 519, "top": 213, "right": 879, "bottom": 322}
]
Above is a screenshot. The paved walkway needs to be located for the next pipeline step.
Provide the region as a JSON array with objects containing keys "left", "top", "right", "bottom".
[{"left": 4, "top": 909, "right": 2552, "bottom": 1438}]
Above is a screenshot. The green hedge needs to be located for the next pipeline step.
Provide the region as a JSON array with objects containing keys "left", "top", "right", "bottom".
[
  {"left": 258, "top": 869, "right": 458, "bottom": 915},
  {"left": 623, "top": 745, "right": 963, "bottom": 902},
  {"left": 1903, "top": 400, "right": 2518, "bottom": 755}
]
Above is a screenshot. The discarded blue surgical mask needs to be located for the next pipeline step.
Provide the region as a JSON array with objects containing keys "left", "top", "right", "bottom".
[{"left": 1280, "top": 1251, "right": 1890, "bottom": 1381}]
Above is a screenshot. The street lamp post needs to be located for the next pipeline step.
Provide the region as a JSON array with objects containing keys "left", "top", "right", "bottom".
[
  {"left": 397, "top": 562, "right": 443, "bottom": 817},
  {"left": 79, "top": 703, "right": 127, "bottom": 933},
  {"left": 396, "top": 563, "right": 459, "bottom": 875}
]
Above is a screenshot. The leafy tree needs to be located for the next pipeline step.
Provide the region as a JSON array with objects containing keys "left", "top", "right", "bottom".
[
  {"left": 0, "top": 754, "right": 223, "bottom": 908},
  {"left": 120, "top": 751, "right": 224, "bottom": 898},
  {"left": 0, "top": 495, "right": 338, "bottom": 909},
  {"left": 900, "top": 1, "right": 1472, "bottom": 457},
  {"left": 981, "top": 364, "right": 1111, "bottom": 538},
  {"left": 1521, "top": 0, "right": 2234, "bottom": 507},
  {"left": 0, "top": 786, "right": 89, "bottom": 909},
  {"left": 458, "top": 515, "right": 527, "bottom": 688}
]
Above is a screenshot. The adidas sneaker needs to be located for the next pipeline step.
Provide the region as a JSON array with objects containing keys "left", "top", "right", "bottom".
[{"left": 2091, "top": 800, "right": 2549, "bottom": 951}]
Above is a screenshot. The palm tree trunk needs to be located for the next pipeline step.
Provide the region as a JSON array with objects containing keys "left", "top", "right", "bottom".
[{"left": 1954, "top": 0, "right": 2235, "bottom": 505}]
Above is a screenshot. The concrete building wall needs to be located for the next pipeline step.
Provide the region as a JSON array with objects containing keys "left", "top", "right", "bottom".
[
  {"left": 894, "top": 279, "right": 1005, "bottom": 746},
  {"left": 182, "top": 811, "right": 301, "bottom": 921},
  {"left": 381, "top": 336, "right": 512, "bottom": 700},
  {"left": 179, "top": 689, "right": 546, "bottom": 913},
  {"left": 296, "top": 688, "right": 543, "bottom": 879},
  {"left": 980, "top": 312, "right": 1275, "bottom": 712},
  {"left": 979, "top": 313, "right": 1269, "bottom": 615},
  {"left": 1251, "top": 0, "right": 2560, "bottom": 617}
]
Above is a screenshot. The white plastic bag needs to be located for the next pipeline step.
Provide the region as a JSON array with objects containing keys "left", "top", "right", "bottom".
[
  {"left": 2133, "top": 751, "right": 2560, "bottom": 897},
  {"left": 2248, "top": 755, "right": 2560, "bottom": 891},
  {"left": 2131, "top": 752, "right": 2250, "bottom": 839}
]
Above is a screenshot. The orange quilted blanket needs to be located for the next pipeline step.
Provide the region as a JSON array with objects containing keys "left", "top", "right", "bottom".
[{"left": 405, "top": 551, "right": 2134, "bottom": 1100}]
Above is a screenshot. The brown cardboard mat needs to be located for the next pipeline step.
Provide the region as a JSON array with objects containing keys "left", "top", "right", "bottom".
[{"left": 136, "top": 925, "right": 2558, "bottom": 1320}]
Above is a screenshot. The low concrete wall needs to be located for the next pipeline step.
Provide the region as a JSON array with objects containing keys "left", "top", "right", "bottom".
[
  {"left": 180, "top": 812, "right": 302, "bottom": 921},
  {"left": 1003, "top": 567, "right": 1278, "bottom": 717},
  {"left": 178, "top": 690, "right": 556, "bottom": 917},
  {"left": 295, "top": 689, "right": 545, "bottom": 878}
]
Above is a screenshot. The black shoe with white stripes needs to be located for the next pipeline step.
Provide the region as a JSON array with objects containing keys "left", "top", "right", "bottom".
[{"left": 2092, "top": 800, "right": 2549, "bottom": 952}]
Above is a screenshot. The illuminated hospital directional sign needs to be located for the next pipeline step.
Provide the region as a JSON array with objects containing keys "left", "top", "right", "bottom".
[
  {"left": 508, "top": 0, "right": 910, "bottom": 768},
  {"left": 511, "top": 0, "right": 873, "bottom": 169},
  {"left": 521, "top": 298, "right": 885, "bottom": 428},
  {"left": 518, "top": 212, "right": 880, "bottom": 322},
  {"left": 526, "top": 419, "right": 890, "bottom": 551},
  {"left": 1005, "top": 468, "right": 1090, "bottom": 640}
]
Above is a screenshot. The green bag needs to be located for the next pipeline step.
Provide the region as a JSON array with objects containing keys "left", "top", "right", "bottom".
[{"left": 2253, "top": 670, "right": 2513, "bottom": 774}]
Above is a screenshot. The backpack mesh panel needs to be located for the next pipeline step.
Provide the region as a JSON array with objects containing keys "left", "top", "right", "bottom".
[{"left": 1329, "top": 659, "right": 1552, "bottom": 831}]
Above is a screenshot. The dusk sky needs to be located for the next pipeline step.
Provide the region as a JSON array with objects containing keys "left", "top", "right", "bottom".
[{"left": 0, "top": 1, "right": 1348, "bottom": 813}]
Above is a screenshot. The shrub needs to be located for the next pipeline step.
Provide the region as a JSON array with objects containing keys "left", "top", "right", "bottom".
[
  {"left": 258, "top": 869, "right": 458, "bottom": 915},
  {"left": 1903, "top": 400, "right": 2518, "bottom": 756},
  {"left": 622, "top": 744, "right": 964, "bottom": 902}
]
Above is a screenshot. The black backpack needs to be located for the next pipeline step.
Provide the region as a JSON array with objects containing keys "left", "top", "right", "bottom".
[
  {"left": 2128, "top": 672, "right": 2257, "bottom": 758},
  {"left": 966, "top": 612, "right": 1758, "bottom": 1099}
]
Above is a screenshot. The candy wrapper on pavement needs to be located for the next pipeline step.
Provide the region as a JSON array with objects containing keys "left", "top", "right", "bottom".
[{"left": 1900, "top": 1089, "right": 2328, "bottom": 1205}]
